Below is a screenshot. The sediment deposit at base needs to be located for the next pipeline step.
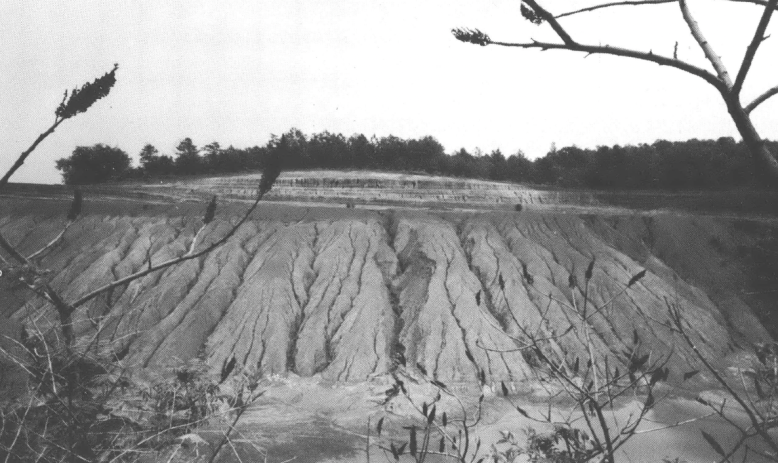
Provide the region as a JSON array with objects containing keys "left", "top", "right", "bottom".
[{"left": 2, "top": 190, "right": 775, "bottom": 386}]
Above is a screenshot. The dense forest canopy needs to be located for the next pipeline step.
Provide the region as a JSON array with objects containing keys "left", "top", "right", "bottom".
[{"left": 56, "top": 128, "right": 775, "bottom": 189}]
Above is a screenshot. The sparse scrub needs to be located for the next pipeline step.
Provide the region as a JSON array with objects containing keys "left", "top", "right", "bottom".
[
  {"left": 373, "top": 258, "right": 771, "bottom": 463},
  {"left": 479, "top": 262, "right": 675, "bottom": 463},
  {"left": 0, "top": 335, "right": 263, "bottom": 462},
  {"left": 666, "top": 298, "right": 778, "bottom": 461},
  {"left": 372, "top": 369, "right": 486, "bottom": 463},
  {"left": 497, "top": 426, "right": 595, "bottom": 463},
  {"left": 481, "top": 263, "right": 778, "bottom": 463},
  {"left": 373, "top": 262, "right": 675, "bottom": 463},
  {"left": 0, "top": 66, "right": 279, "bottom": 462}
]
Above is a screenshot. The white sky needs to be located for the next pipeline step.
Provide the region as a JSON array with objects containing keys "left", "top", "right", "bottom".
[{"left": 2, "top": 0, "right": 777, "bottom": 184}]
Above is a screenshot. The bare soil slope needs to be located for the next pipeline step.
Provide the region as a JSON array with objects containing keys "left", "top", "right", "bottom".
[{"left": 2, "top": 172, "right": 776, "bottom": 389}]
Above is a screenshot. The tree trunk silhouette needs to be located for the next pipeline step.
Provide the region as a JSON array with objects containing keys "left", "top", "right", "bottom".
[{"left": 725, "top": 96, "right": 778, "bottom": 182}]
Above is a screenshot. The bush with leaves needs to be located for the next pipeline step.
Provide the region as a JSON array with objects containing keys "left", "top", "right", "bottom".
[
  {"left": 0, "top": 343, "right": 213, "bottom": 462},
  {"left": 518, "top": 426, "right": 593, "bottom": 463},
  {"left": 0, "top": 335, "right": 264, "bottom": 463},
  {"left": 480, "top": 262, "right": 674, "bottom": 463},
  {"left": 484, "top": 263, "right": 778, "bottom": 463},
  {"left": 371, "top": 369, "right": 487, "bottom": 463},
  {"left": 370, "top": 261, "right": 675, "bottom": 463}
]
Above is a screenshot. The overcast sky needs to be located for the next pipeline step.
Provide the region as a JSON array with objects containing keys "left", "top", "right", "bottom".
[{"left": 2, "top": 0, "right": 777, "bottom": 184}]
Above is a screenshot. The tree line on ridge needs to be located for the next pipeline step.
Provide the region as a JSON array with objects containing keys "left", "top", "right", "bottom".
[{"left": 55, "top": 128, "right": 775, "bottom": 189}]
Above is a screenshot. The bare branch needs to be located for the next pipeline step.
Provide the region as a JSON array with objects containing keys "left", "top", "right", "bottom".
[
  {"left": 0, "top": 231, "right": 32, "bottom": 266},
  {"left": 27, "top": 220, "right": 75, "bottom": 262},
  {"left": 486, "top": 39, "right": 727, "bottom": 91},
  {"left": 0, "top": 120, "right": 64, "bottom": 190},
  {"left": 70, "top": 189, "right": 268, "bottom": 311},
  {"left": 637, "top": 414, "right": 717, "bottom": 435},
  {"left": 556, "top": 0, "right": 676, "bottom": 19},
  {"left": 522, "top": 0, "right": 577, "bottom": 45},
  {"left": 734, "top": 0, "right": 778, "bottom": 94},
  {"left": 186, "top": 223, "right": 209, "bottom": 256},
  {"left": 730, "top": 0, "right": 778, "bottom": 9},
  {"left": 668, "top": 300, "right": 778, "bottom": 456},
  {"left": 0, "top": 230, "right": 75, "bottom": 342},
  {"left": 679, "top": 0, "right": 734, "bottom": 89},
  {"left": 746, "top": 84, "right": 778, "bottom": 113}
]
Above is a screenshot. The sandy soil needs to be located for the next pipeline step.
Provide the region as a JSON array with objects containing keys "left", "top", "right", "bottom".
[{"left": 1, "top": 173, "right": 777, "bottom": 462}]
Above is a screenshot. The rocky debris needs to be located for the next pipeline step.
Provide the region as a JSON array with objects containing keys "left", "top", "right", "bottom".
[{"left": 0, "top": 201, "right": 773, "bottom": 385}]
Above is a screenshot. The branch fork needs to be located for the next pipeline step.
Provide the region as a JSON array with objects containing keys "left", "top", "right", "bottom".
[{"left": 454, "top": 0, "right": 778, "bottom": 180}]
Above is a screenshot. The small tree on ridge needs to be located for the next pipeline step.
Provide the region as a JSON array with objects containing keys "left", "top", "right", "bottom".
[{"left": 55, "top": 144, "right": 131, "bottom": 185}]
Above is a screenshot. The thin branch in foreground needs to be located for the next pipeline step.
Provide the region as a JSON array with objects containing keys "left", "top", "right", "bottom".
[
  {"left": 733, "top": 0, "right": 778, "bottom": 94},
  {"left": 0, "top": 231, "right": 34, "bottom": 266},
  {"left": 72, "top": 188, "right": 265, "bottom": 311},
  {"left": 522, "top": 0, "right": 577, "bottom": 45},
  {"left": 679, "top": 0, "right": 734, "bottom": 89},
  {"left": 745, "top": 84, "right": 778, "bottom": 113},
  {"left": 0, "top": 120, "right": 63, "bottom": 190},
  {"left": 26, "top": 222, "right": 74, "bottom": 263},
  {"left": 71, "top": 155, "right": 281, "bottom": 312},
  {"left": 555, "top": 0, "right": 676, "bottom": 19},
  {"left": 482, "top": 39, "right": 727, "bottom": 92},
  {"left": 668, "top": 299, "right": 778, "bottom": 457},
  {"left": 206, "top": 389, "right": 265, "bottom": 463},
  {"left": 27, "top": 191, "right": 81, "bottom": 263},
  {"left": 729, "top": 0, "right": 778, "bottom": 10}
]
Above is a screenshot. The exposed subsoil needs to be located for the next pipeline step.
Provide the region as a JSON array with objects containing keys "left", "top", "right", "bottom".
[{"left": 1, "top": 172, "right": 777, "bottom": 462}]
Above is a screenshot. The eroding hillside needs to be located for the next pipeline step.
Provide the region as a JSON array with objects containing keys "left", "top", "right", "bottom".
[{"left": 2, "top": 186, "right": 776, "bottom": 387}]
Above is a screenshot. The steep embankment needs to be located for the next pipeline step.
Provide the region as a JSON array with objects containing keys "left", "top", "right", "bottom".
[
  {"left": 162, "top": 171, "right": 597, "bottom": 209},
  {"left": 2, "top": 185, "right": 776, "bottom": 389}
]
